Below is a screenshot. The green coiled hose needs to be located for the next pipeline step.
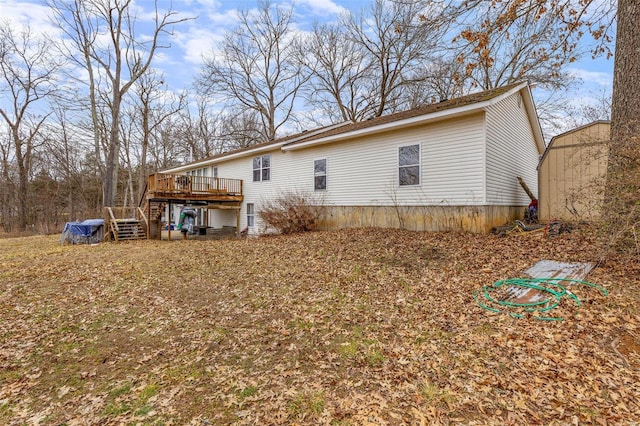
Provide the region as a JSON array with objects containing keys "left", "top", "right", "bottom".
[{"left": 474, "top": 277, "right": 608, "bottom": 321}]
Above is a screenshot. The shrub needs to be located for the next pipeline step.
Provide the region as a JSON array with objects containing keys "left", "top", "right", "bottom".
[{"left": 259, "top": 191, "right": 323, "bottom": 234}]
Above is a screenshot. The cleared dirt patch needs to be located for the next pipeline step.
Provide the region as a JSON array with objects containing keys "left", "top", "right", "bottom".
[{"left": 1, "top": 228, "right": 639, "bottom": 424}]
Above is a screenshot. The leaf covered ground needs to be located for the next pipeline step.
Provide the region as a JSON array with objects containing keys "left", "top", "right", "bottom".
[{"left": 1, "top": 227, "right": 639, "bottom": 425}]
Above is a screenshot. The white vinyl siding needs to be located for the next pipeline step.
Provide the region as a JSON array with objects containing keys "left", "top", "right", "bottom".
[
  {"left": 277, "top": 114, "right": 485, "bottom": 206},
  {"left": 420, "top": 115, "right": 485, "bottom": 204},
  {"left": 485, "top": 93, "right": 540, "bottom": 205},
  {"left": 206, "top": 150, "right": 282, "bottom": 233}
]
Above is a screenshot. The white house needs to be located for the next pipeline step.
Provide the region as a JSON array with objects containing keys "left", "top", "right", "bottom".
[{"left": 158, "top": 82, "right": 544, "bottom": 235}]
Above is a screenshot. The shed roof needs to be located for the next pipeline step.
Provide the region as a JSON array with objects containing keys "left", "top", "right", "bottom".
[{"left": 537, "top": 120, "right": 611, "bottom": 170}]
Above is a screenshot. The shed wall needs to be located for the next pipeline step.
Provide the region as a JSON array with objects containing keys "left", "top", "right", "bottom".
[{"left": 538, "top": 122, "right": 609, "bottom": 221}]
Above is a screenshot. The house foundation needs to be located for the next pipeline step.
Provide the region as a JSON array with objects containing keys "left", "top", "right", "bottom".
[{"left": 316, "top": 205, "right": 525, "bottom": 233}]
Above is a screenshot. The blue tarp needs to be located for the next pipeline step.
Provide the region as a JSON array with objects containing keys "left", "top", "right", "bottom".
[{"left": 61, "top": 219, "right": 104, "bottom": 244}]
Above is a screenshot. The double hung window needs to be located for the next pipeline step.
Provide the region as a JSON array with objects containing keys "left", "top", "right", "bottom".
[
  {"left": 399, "top": 144, "right": 420, "bottom": 186},
  {"left": 247, "top": 203, "right": 255, "bottom": 227},
  {"left": 314, "top": 159, "right": 327, "bottom": 191},
  {"left": 253, "top": 155, "right": 271, "bottom": 182}
]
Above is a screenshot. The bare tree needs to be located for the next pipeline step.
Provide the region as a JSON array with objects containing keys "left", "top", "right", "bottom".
[
  {"left": 341, "top": 0, "right": 448, "bottom": 118},
  {"left": 453, "top": 3, "right": 579, "bottom": 90},
  {"left": 46, "top": 0, "right": 108, "bottom": 186},
  {"left": 44, "top": 108, "right": 83, "bottom": 221},
  {"left": 128, "top": 70, "right": 186, "bottom": 202},
  {"left": 561, "top": 87, "right": 612, "bottom": 129},
  {"left": 48, "top": 0, "right": 190, "bottom": 207},
  {"left": 179, "top": 97, "right": 220, "bottom": 160},
  {"left": 216, "top": 108, "right": 265, "bottom": 151},
  {"left": 606, "top": 0, "right": 640, "bottom": 254},
  {"left": 198, "top": 0, "right": 308, "bottom": 141},
  {"left": 172, "top": 101, "right": 264, "bottom": 163},
  {"left": 399, "top": 56, "right": 467, "bottom": 108},
  {"left": 296, "top": 22, "right": 372, "bottom": 123},
  {"left": 174, "top": 97, "right": 230, "bottom": 161},
  {"left": 147, "top": 116, "right": 190, "bottom": 170},
  {"left": 0, "top": 24, "right": 63, "bottom": 230}
]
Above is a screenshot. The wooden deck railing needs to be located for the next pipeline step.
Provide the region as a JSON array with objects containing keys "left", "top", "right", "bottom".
[
  {"left": 148, "top": 173, "right": 243, "bottom": 196},
  {"left": 104, "top": 207, "right": 148, "bottom": 242}
]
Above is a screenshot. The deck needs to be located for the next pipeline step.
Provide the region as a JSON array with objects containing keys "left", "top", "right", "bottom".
[
  {"left": 144, "top": 173, "right": 244, "bottom": 240},
  {"left": 147, "top": 173, "right": 243, "bottom": 203}
]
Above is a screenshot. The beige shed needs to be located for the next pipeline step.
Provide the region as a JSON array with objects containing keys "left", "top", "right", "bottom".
[{"left": 538, "top": 121, "right": 610, "bottom": 221}]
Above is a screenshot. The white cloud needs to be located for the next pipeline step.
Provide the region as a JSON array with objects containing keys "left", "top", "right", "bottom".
[
  {"left": 0, "top": 0, "right": 62, "bottom": 37},
  {"left": 179, "top": 0, "right": 222, "bottom": 7},
  {"left": 168, "top": 0, "right": 240, "bottom": 66},
  {"left": 174, "top": 26, "right": 225, "bottom": 65},
  {"left": 202, "top": 8, "right": 240, "bottom": 27},
  {"left": 569, "top": 68, "right": 613, "bottom": 88},
  {"left": 295, "top": 0, "right": 348, "bottom": 17}
]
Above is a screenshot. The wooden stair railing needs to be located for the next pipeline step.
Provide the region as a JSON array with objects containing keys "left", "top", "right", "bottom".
[{"left": 104, "top": 207, "right": 148, "bottom": 242}]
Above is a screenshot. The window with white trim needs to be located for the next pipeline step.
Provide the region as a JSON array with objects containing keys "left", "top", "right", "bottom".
[
  {"left": 212, "top": 167, "right": 218, "bottom": 178},
  {"left": 252, "top": 154, "right": 271, "bottom": 182},
  {"left": 398, "top": 144, "right": 420, "bottom": 186},
  {"left": 314, "top": 159, "right": 327, "bottom": 191},
  {"left": 247, "top": 203, "right": 255, "bottom": 227}
]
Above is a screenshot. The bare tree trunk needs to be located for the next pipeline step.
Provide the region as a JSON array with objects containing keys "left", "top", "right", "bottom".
[
  {"left": 137, "top": 101, "right": 150, "bottom": 204},
  {"left": 0, "top": 146, "right": 14, "bottom": 232},
  {"left": 610, "top": 0, "right": 640, "bottom": 142},
  {"left": 603, "top": 0, "right": 640, "bottom": 253},
  {"left": 104, "top": 91, "right": 122, "bottom": 207}
]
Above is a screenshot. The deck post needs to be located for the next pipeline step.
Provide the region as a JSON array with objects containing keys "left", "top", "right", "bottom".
[
  {"left": 146, "top": 201, "right": 151, "bottom": 240},
  {"left": 167, "top": 201, "right": 171, "bottom": 241},
  {"left": 236, "top": 204, "right": 241, "bottom": 237}
]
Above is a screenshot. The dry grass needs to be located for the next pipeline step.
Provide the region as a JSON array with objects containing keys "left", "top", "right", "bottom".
[{"left": 0, "top": 227, "right": 639, "bottom": 425}]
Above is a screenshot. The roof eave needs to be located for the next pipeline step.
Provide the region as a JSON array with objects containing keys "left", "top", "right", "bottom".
[
  {"left": 283, "top": 82, "right": 540, "bottom": 152},
  {"left": 282, "top": 100, "right": 494, "bottom": 152}
]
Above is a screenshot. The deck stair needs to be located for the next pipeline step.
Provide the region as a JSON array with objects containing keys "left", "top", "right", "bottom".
[
  {"left": 149, "top": 202, "right": 164, "bottom": 222},
  {"left": 105, "top": 207, "right": 148, "bottom": 242}
]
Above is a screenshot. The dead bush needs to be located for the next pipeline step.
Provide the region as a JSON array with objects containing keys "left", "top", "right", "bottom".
[{"left": 259, "top": 191, "right": 323, "bottom": 234}]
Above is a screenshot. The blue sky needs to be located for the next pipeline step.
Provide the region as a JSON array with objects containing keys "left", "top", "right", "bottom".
[{"left": 0, "top": 0, "right": 614, "bottom": 122}]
